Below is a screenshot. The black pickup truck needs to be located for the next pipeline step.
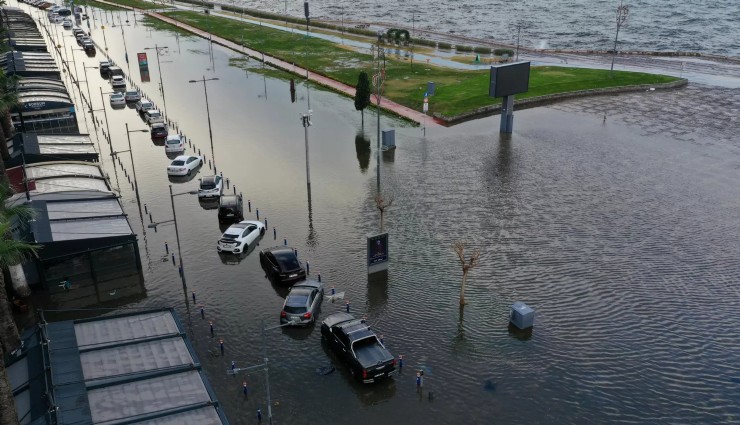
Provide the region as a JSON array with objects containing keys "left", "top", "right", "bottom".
[{"left": 320, "top": 312, "right": 396, "bottom": 384}]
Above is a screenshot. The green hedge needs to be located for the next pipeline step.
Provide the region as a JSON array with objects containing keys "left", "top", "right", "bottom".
[
  {"left": 494, "top": 48, "right": 515, "bottom": 56},
  {"left": 414, "top": 38, "right": 436, "bottom": 47},
  {"left": 438, "top": 42, "right": 452, "bottom": 50},
  {"left": 456, "top": 45, "right": 473, "bottom": 52},
  {"left": 473, "top": 46, "right": 491, "bottom": 54}
]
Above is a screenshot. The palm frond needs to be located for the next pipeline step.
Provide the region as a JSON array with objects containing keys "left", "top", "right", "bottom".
[{"left": 0, "top": 220, "right": 39, "bottom": 268}]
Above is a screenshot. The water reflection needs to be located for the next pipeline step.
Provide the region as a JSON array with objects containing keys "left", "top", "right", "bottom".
[
  {"left": 382, "top": 149, "right": 395, "bottom": 163},
  {"left": 366, "top": 269, "right": 389, "bottom": 313},
  {"left": 507, "top": 324, "right": 533, "bottom": 341},
  {"left": 199, "top": 197, "right": 219, "bottom": 210},
  {"left": 320, "top": 341, "right": 397, "bottom": 406},
  {"left": 280, "top": 324, "right": 314, "bottom": 341},
  {"left": 355, "top": 132, "right": 371, "bottom": 173}
]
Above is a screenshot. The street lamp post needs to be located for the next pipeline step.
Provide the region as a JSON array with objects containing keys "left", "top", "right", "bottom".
[
  {"left": 111, "top": 123, "right": 148, "bottom": 210},
  {"left": 611, "top": 1, "right": 629, "bottom": 75},
  {"left": 144, "top": 44, "right": 168, "bottom": 109},
  {"left": 300, "top": 111, "right": 312, "bottom": 192},
  {"left": 148, "top": 187, "right": 198, "bottom": 290},
  {"left": 188, "top": 76, "right": 219, "bottom": 168},
  {"left": 98, "top": 87, "right": 114, "bottom": 155}
]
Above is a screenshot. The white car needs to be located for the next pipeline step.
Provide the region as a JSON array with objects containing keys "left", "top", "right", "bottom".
[
  {"left": 217, "top": 220, "right": 265, "bottom": 254},
  {"left": 135, "top": 99, "right": 154, "bottom": 113},
  {"left": 167, "top": 155, "right": 202, "bottom": 176},
  {"left": 110, "top": 75, "right": 126, "bottom": 89},
  {"left": 109, "top": 92, "right": 125, "bottom": 106},
  {"left": 164, "top": 135, "right": 184, "bottom": 153},
  {"left": 62, "top": 19, "right": 72, "bottom": 29},
  {"left": 124, "top": 90, "right": 141, "bottom": 102},
  {"left": 198, "top": 175, "right": 223, "bottom": 198},
  {"left": 144, "top": 109, "right": 164, "bottom": 125}
]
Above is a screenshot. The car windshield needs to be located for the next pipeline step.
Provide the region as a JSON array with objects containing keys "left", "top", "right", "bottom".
[
  {"left": 201, "top": 182, "right": 216, "bottom": 190},
  {"left": 171, "top": 160, "right": 185, "bottom": 166},
  {"left": 221, "top": 234, "right": 238, "bottom": 240},
  {"left": 275, "top": 252, "right": 300, "bottom": 270},
  {"left": 126, "top": 91, "right": 137, "bottom": 96},
  {"left": 167, "top": 139, "right": 180, "bottom": 144}
]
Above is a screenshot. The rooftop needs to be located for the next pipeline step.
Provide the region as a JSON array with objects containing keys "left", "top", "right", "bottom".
[{"left": 6, "top": 309, "right": 230, "bottom": 425}]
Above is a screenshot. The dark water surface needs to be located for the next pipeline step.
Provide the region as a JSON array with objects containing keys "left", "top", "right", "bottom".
[
  {"left": 25, "top": 5, "right": 740, "bottom": 424},
  {"left": 236, "top": 0, "right": 740, "bottom": 57}
]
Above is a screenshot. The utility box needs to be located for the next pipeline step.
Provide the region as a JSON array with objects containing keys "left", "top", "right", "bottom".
[
  {"left": 509, "top": 302, "right": 534, "bottom": 330},
  {"left": 427, "top": 81, "right": 436, "bottom": 96},
  {"left": 382, "top": 129, "right": 396, "bottom": 150}
]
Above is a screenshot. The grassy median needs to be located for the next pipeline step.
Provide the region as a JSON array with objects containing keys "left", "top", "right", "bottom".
[{"left": 154, "top": 10, "right": 678, "bottom": 118}]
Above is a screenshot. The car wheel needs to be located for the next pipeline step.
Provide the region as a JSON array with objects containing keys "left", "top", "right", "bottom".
[
  {"left": 187, "top": 169, "right": 191, "bottom": 176},
  {"left": 260, "top": 228, "right": 265, "bottom": 236}
]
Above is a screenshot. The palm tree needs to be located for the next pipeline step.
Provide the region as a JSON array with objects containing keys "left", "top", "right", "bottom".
[
  {"left": 0, "top": 182, "right": 38, "bottom": 425},
  {"left": 452, "top": 241, "right": 481, "bottom": 306}
]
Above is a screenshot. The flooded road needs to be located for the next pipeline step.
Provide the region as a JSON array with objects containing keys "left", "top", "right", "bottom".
[{"left": 24, "top": 4, "right": 740, "bottom": 424}]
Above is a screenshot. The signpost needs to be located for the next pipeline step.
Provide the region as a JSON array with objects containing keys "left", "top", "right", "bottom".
[
  {"left": 367, "top": 232, "right": 389, "bottom": 274},
  {"left": 137, "top": 52, "right": 149, "bottom": 82},
  {"left": 488, "top": 61, "right": 531, "bottom": 133}
]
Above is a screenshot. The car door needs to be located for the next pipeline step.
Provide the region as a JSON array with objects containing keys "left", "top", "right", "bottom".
[
  {"left": 308, "top": 289, "right": 319, "bottom": 317},
  {"left": 186, "top": 156, "right": 197, "bottom": 170},
  {"left": 215, "top": 176, "right": 222, "bottom": 193},
  {"left": 240, "top": 227, "right": 252, "bottom": 248}
]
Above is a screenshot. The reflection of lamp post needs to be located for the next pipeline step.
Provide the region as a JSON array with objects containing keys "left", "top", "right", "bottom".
[
  {"left": 144, "top": 44, "right": 168, "bottom": 109},
  {"left": 97, "top": 88, "right": 115, "bottom": 155},
  {"left": 611, "top": 1, "right": 629, "bottom": 75},
  {"left": 188, "top": 76, "right": 219, "bottom": 168},
  {"left": 111, "top": 123, "right": 148, "bottom": 211},
  {"left": 82, "top": 65, "right": 98, "bottom": 118},
  {"left": 148, "top": 186, "right": 199, "bottom": 290},
  {"left": 300, "top": 111, "right": 312, "bottom": 192},
  {"left": 229, "top": 319, "right": 297, "bottom": 425}
]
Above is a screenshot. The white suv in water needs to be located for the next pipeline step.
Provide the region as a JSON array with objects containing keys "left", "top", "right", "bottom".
[{"left": 110, "top": 75, "right": 126, "bottom": 89}]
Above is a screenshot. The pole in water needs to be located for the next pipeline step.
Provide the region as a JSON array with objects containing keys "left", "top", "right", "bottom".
[
  {"left": 165, "top": 241, "right": 169, "bottom": 254},
  {"left": 192, "top": 291, "right": 196, "bottom": 303},
  {"left": 283, "top": 238, "right": 287, "bottom": 246},
  {"left": 243, "top": 381, "right": 248, "bottom": 396},
  {"left": 273, "top": 227, "right": 277, "bottom": 240},
  {"left": 200, "top": 305, "right": 205, "bottom": 319},
  {"left": 231, "top": 360, "right": 236, "bottom": 371},
  {"left": 248, "top": 200, "right": 251, "bottom": 212},
  {"left": 171, "top": 252, "right": 175, "bottom": 264},
  {"left": 346, "top": 300, "right": 350, "bottom": 313},
  {"left": 331, "top": 286, "right": 334, "bottom": 295},
  {"left": 256, "top": 208, "right": 259, "bottom": 220},
  {"left": 219, "top": 339, "right": 224, "bottom": 356},
  {"left": 209, "top": 321, "right": 214, "bottom": 336},
  {"left": 416, "top": 371, "right": 422, "bottom": 387},
  {"left": 306, "top": 261, "right": 310, "bottom": 275},
  {"left": 264, "top": 218, "right": 267, "bottom": 228},
  {"left": 294, "top": 248, "right": 298, "bottom": 257},
  {"left": 257, "top": 409, "right": 262, "bottom": 422},
  {"left": 399, "top": 355, "right": 404, "bottom": 369},
  {"left": 379, "top": 334, "right": 384, "bottom": 345},
  {"left": 144, "top": 203, "right": 148, "bottom": 214}
]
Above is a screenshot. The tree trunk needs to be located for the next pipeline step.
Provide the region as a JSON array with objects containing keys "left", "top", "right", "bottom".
[
  {"left": 361, "top": 109, "right": 364, "bottom": 128},
  {"left": 0, "top": 343, "right": 20, "bottom": 425},
  {"left": 459, "top": 269, "right": 468, "bottom": 306},
  {"left": 0, "top": 272, "right": 21, "bottom": 425}
]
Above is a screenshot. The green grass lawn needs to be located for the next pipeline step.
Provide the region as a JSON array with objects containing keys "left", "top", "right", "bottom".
[
  {"left": 91, "top": 0, "right": 166, "bottom": 11},
  {"left": 158, "top": 10, "right": 679, "bottom": 118}
]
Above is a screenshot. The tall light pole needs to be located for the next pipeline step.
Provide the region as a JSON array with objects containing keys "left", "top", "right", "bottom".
[
  {"left": 188, "top": 76, "right": 219, "bottom": 169},
  {"left": 611, "top": 1, "right": 629, "bottom": 75},
  {"left": 145, "top": 44, "right": 168, "bottom": 110},
  {"left": 112, "top": 123, "right": 148, "bottom": 212},
  {"left": 148, "top": 187, "right": 199, "bottom": 290},
  {"left": 373, "top": 39, "right": 386, "bottom": 193},
  {"left": 300, "top": 111, "right": 312, "bottom": 192}
]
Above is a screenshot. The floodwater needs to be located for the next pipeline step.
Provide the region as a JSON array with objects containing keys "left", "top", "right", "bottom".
[{"left": 23, "top": 4, "right": 740, "bottom": 424}]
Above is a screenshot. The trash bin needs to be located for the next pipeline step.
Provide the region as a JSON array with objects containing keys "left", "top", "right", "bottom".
[{"left": 509, "top": 301, "right": 534, "bottom": 330}]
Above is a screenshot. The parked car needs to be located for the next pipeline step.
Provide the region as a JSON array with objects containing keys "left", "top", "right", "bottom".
[
  {"left": 82, "top": 40, "right": 95, "bottom": 53},
  {"left": 198, "top": 175, "right": 223, "bottom": 198},
  {"left": 321, "top": 312, "right": 396, "bottom": 383},
  {"left": 217, "top": 220, "right": 265, "bottom": 254},
  {"left": 218, "top": 194, "right": 244, "bottom": 224},
  {"left": 259, "top": 246, "right": 306, "bottom": 284},
  {"left": 62, "top": 19, "right": 72, "bottom": 29},
  {"left": 106, "top": 65, "right": 124, "bottom": 78},
  {"left": 109, "top": 92, "right": 125, "bottom": 106},
  {"left": 280, "top": 279, "right": 324, "bottom": 326},
  {"left": 135, "top": 99, "right": 154, "bottom": 114},
  {"left": 99, "top": 60, "right": 111, "bottom": 74},
  {"left": 110, "top": 75, "right": 126, "bottom": 89},
  {"left": 164, "top": 134, "right": 184, "bottom": 152},
  {"left": 124, "top": 90, "right": 141, "bottom": 102},
  {"left": 151, "top": 123, "right": 168, "bottom": 139},
  {"left": 144, "top": 109, "right": 164, "bottom": 125},
  {"left": 167, "top": 155, "right": 202, "bottom": 176}
]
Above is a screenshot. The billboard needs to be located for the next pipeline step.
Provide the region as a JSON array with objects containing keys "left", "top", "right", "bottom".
[
  {"left": 137, "top": 52, "right": 149, "bottom": 68},
  {"left": 489, "top": 61, "right": 531, "bottom": 98},
  {"left": 367, "top": 232, "right": 389, "bottom": 273}
]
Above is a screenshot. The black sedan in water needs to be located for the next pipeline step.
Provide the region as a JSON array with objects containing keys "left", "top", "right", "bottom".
[{"left": 259, "top": 246, "right": 306, "bottom": 285}]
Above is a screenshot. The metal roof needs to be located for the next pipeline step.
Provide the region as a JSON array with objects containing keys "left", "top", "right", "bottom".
[{"left": 5, "top": 309, "right": 230, "bottom": 425}]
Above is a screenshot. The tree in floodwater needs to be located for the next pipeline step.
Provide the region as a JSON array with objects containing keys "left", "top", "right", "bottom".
[
  {"left": 354, "top": 71, "right": 371, "bottom": 127},
  {"left": 453, "top": 241, "right": 480, "bottom": 306},
  {"left": 374, "top": 193, "right": 393, "bottom": 232},
  {"left": 610, "top": 0, "right": 629, "bottom": 75}
]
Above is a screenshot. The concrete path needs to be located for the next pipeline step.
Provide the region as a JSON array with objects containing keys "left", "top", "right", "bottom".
[{"left": 94, "top": 0, "right": 437, "bottom": 126}]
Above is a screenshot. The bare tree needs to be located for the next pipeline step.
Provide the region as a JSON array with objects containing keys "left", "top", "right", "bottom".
[
  {"left": 453, "top": 241, "right": 481, "bottom": 306},
  {"left": 374, "top": 193, "right": 393, "bottom": 232},
  {"left": 610, "top": 1, "right": 630, "bottom": 75}
]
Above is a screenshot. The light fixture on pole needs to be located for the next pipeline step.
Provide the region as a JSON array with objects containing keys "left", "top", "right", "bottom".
[
  {"left": 147, "top": 186, "right": 199, "bottom": 290},
  {"left": 111, "top": 123, "right": 147, "bottom": 212},
  {"left": 188, "top": 76, "right": 219, "bottom": 170},
  {"left": 144, "top": 44, "right": 169, "bottom": 110}
]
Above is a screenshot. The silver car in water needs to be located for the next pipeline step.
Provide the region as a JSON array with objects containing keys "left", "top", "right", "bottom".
[{"left": 280, "top": 279, "right": 324, "bottom": 326}]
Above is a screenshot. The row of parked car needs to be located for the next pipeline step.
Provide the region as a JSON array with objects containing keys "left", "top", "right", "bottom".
[{"left": 95, "top": 49, "right": 395, "bottom": 384}]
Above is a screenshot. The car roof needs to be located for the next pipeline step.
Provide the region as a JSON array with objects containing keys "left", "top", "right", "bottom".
[
  {"left": 292, "top": 279, "right": 322, "bottom": 290},
  {"left": 110, "top": 92, "right": 124, "bottom": 97},
  {"left": 125, "top": 90, "right": 138, "bottom": 94},
  {"left": 201, "top": 175, "right": 216, "bottom": 184},
  {"left": 165, "top": 134, "right": 179, "bottom": 140},
  {"left": 173, "top": 155, "right": 196, "bottom": 161},
  {"left": 261, "top": 246, "right": 297, "bottom": 255},
  {"left": 147, "top": 109, "right": 161, "bottom": 114}
]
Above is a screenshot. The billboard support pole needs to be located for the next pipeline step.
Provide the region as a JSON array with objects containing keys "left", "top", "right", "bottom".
[{"left": 500, "top": 95, "right": 514, "bottom": 133}]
